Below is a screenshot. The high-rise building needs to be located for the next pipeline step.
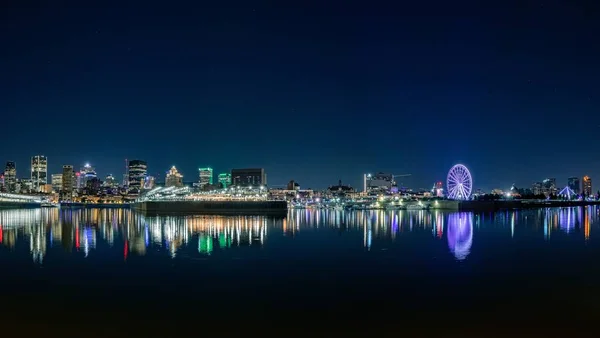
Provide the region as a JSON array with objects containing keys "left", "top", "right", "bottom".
[
  {"left": 4, "top": 161, "right": 16, "bottom": 193},
  {"left": 61, "top": 165, "right": 74, "bottom": 200},
  {"left": 218, "top": 173, "right": 231, "bottom": 189},
  {"left": 583, "top": 176, "right": 592, "bottom": 196},
  {"left": 542, "top": 178, "right": 557, "bottom": 196},
  {"left": 128, "top": 160, "right": 147, "bottom": 193},
  {"left": 104, "top": 174, "right": 116, "bottom": 187},
  {"left": 143, "top": 176, "right": 155, "bottom": 190},
  {"left": 532, "top": 182, "right": 543, "bottom": 195},
  {"left": 364, "top": 172, "right": 393, "bottom": 194},
  {"left": 51, "top": 174, "right": 63, "bottom": 193},
  {"left": 199, "top": 168, "right": 213, "bottom": 189},
  {"left": 231, "top": 168, "right": 266, "bottom": 187},
  {"left": 77, "top": 163, "right": 97, "bottom": 189},
  {"left": 166, "top": 166, "right": 183, "bottom": 187},
  {"left": 31, "top": 155, "right": 48, "bottom": 192},
  {"left": 567, "top": 177, "right": 580, "bottom": 194}
]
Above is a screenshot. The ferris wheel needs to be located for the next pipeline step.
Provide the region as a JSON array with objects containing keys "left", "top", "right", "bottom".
[{"left": 447, "top": 164, "right": 472, "bottom": 200}]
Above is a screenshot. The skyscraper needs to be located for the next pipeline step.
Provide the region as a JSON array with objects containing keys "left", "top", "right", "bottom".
[
  {"left": 31, "top": 155, "right": 48, "bottom": 192},
  {"left": 218, "top": 173, "right": 231, "bottom": 189},
  {"left": 199, "top": 168, "right": 213, "bottom": 189},
  {"left": 78, "top": 163, "right": 97, "bottom": 189},
  {"left": 231, "top": 168, "right": 266, "bottom": 187},
  {"left": 61, "top": 165, "right": 74, "bottom": 200},
  {"left": 583, "top": 176, "right": 592, "bottom": 196},
  {"left": 567, "top": 177, "right": 580, "bottom": 194},
  {"left": 4, "top": 161, "right": 16, "bottom": 193},
  {"left": 51, "top": 174, "right": 63, "bottom": 193},
  {"left": 166, "top": 166, "right": 183, "bottom": 187},
  {"left": 128, "top": 160, "right": 147, "bottom": 193}
]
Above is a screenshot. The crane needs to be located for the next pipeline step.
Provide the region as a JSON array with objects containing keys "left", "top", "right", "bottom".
[{"left": 392, "top": 174, "right": 411, "bottom": 186}]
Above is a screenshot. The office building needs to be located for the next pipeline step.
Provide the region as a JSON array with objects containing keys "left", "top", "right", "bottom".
[
  {"left": 61, "top": 165, "right": 74, "bottom": 200},
  {"left": 51, "top": 174, "right": 63, "bottom": 193},
  {"left": 128, "top": 160, "right": 147, "bottom": 192},
  {"left": 583, "top": 176, "right": 592, "bottom": 196},
  {"left": 199, "top": 168, "right": 213, "bottom": 189},
  {"left": 4, "top": 161, "right": 16, "bottom": 193},
  {"left": 103, "top": 174, "right": 116, "bottom": 187},
  {"left": 567, "top": 177, "right": 580, "bottom": 194},
  {"left": 31, "top": 155, "right": 48, "bottom": 192},
  {"left": 166, "top": 166, "right": 183, "bottom": 187},
  {"left": 77, "top": 163, "right": 97, "bottom": 189},
  {"left": 542, "top": 178, "right": 557, "bottom": 196},
  {"left": 231, "top": 168, "right": 266, "bottom": 187},
  {"left": 218, "top": 173, "right": 231, "bottom": 189},
  {"left": 364, "top": 172, "right": 393, "bottom": 194},
  {"left": 143, "top": 176, "right": 155, "bottom": 190}
]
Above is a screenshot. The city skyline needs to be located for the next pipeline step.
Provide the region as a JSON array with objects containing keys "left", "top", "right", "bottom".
[
  {"left": 2, "top": 2, "right": 599, "bottom": 191},
  {"left": 1, "top": 154, "right": 598, "bottom": 193}
]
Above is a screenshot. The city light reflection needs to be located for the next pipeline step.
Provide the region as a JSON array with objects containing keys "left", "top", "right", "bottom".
[{"left": 0, "top": 206, "right": 597, "bottom": 263}]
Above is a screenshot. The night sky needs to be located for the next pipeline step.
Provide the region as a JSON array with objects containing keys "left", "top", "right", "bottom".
[{"left": 1, "top": 1, "right": 599, "bottom": 191}]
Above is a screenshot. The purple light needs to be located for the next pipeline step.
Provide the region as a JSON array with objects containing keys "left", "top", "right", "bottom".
[{"left": 447, "top": 213, "right": 473, "bottom": 260}]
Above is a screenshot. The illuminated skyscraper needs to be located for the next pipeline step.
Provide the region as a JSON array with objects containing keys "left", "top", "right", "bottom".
[
  {"left": 104, "top": 174, "right": 116, "bottom": 187},
  {"left": 51, "top": 174, "right": 63, "bottom": 193},
  {"left": 199, "top": 168, "right": 213, "bottom": 189},
  {"left": 128, "top": 160, "right": 147, "bottom": 193},
  {"left": 31, "top": 155, "right": 48, "bottom": 192},
  {"left": 583, "top": 176, "right": 592, "bottom": 196},
  {"left": 4, "top": 161, "right": 16, "bottom": 193},
  {"left": 61, "top": 165, "right": 74, "bottom": 200},
  {"left": 218, "top": 173, "right": 231, "bottom": 189},
  {"left": 166, "top": 166, "right": 183, "bottom": 187},
  {"left": 143, "top": 176, "right": 155, "bottom": 190},
  {"left": 77, "top": 163, "right": 97, "bottom": 189}
]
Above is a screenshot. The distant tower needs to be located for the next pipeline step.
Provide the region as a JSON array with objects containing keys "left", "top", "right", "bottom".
[
  {"left": 166, "top": 166, "right": 184, "bottom": 187},
  {"left": 128, "top": 160, "right": 147, "bottom": 194},
  {"left": 218, "top": 173, "right": 232, "bottom": 189},
  {"left": 4, "top": 161, "right": 16, "bottom": 193},
  {"left": 31, "top": 155, "right": 48, "bottom": 192},
  {"left": 583, "top": 176, "right": 592, "bottom": 196},
  {"left": 61, "top": 165, "right": 74, "bottom": 201},
  {"left": 199, "top": 168, "right": 213, "bottom": 189},
  {"left": 123, "top": 159, "right": 129, "bottom": 188}
]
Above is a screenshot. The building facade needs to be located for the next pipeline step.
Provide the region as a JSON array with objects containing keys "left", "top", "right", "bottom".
[
  {"left": 231, "top": 168, "right": 266, "bottom": 187},
  {"left": 4, "top": 161, "right": 16, "bottom": 193},
  {"left": 166, "top": 166, "right": 183, "bottom": 187},
  {"left": 364, "top": 172, "right": 393, "bottom": 194},
  {"left": 583, "top": 175, "right": 592, "bottom": 196},
  {"left": 199, "top": 168, "right": 213, "bottom": 189},
  {"left": 218, "top": 173, "right": 231, "bottom": 189},
  {"left": 61, "top": 165, "right": 74, "bottom": 200},
  {"left": 128, "top": 160, "right": 147, "bottom": 193},
  {"left": 542, "top": 178, "right": 557, "bottom": 196},
  {"left": 51, "top": 174, "right": 63, "bottom": 193},
  {"left": 31, "top": 155, "right": 48, "bottom": 192}
]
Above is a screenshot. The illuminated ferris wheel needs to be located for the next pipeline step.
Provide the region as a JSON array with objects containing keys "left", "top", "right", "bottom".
[{"left": 447, "top": 164, "right": 472, "bottom": 200}]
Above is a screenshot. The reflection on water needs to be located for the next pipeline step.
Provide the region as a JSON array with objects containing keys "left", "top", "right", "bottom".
[{"left": 0, "top": 206, "right": 598, "bottom": 263}]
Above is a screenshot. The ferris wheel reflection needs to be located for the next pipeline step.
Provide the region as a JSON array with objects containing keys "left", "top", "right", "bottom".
[{"left": 446, "top": 212, "right": 473, "bottom": 261}]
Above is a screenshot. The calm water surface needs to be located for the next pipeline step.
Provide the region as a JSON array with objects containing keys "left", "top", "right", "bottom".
[{"left": 1, "top": 207, "right": 599, "bottom": 335}]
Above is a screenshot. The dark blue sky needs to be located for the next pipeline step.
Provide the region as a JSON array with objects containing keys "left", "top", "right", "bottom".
[{"left": 1, "top": 1, "right": 599, "bottom": 191}]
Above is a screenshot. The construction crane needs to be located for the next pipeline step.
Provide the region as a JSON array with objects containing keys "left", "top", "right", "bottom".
[{"left": 392, "top": 174, "right": 411, "bottom": 186}]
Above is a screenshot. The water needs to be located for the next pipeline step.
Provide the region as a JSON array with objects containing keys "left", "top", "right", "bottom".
[{"left": 1, "top": 207, "right": 599, "bottom": 335}]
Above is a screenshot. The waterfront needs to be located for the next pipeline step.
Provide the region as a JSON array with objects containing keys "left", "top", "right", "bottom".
[{"left": 1, "top": 207, "right": 600, "bottom": 335}]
